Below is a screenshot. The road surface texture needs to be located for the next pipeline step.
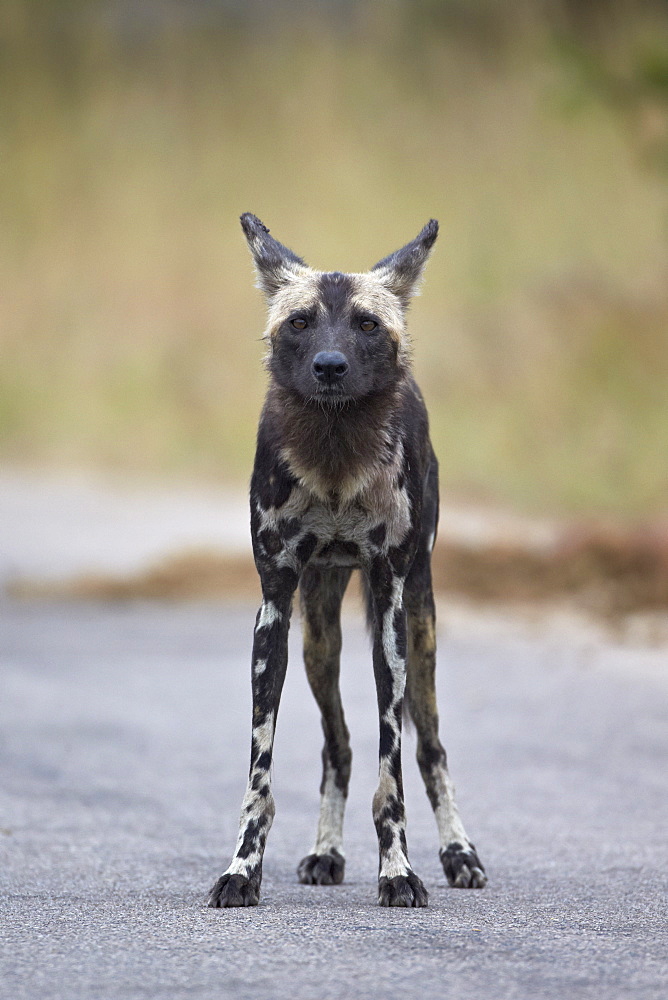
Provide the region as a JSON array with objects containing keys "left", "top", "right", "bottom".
[{"left": 1, "top": 597, "right": 667, "bottom": 1000}]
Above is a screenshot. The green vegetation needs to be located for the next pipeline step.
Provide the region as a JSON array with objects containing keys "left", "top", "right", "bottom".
[{"left": 2, "top": 1, "right": 668, "bottom": 514}]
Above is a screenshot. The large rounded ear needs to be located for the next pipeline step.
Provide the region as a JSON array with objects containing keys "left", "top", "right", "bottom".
[
  {"left": 240, "top": 213, "right": 308, "bottom": 298},
  {"left": 371, "top": 219, "right": 439, "bottom": 305}
]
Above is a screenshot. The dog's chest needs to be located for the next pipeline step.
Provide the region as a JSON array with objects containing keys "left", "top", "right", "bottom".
[
  {"left": 298, "top": 499, "right": 382, "bottom": 567},
  {"left": 255, "top": 475, "right": 412, "bottom": 570}
]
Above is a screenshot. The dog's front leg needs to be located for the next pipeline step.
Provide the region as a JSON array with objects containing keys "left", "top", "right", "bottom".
[
  {"left": 367, "top": 556, "right": 429, "bottom": 908},
  {"left": 208, "top": 567, "right": 298, "bottom": 908}
]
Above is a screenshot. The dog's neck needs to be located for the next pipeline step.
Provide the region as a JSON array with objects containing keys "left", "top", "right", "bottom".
[{"left": 266, "top": 381, "right": 405, "bottom": 505}]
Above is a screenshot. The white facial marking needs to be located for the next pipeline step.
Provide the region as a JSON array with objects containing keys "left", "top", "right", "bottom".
[
  {"left": 349, "top": 272, "right": 406, "bottom": 348},
  {"left": 265, "top": 267, "right": 321, "bottom": 341}
]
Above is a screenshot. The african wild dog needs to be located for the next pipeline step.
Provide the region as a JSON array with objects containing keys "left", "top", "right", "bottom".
[{"left": 207, "top": 214, "right": 486, "bottom": 908}]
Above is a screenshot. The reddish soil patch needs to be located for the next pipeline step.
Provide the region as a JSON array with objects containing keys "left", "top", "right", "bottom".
[{"left": 433, "top": 522, "right": 668, "bottom": 619}]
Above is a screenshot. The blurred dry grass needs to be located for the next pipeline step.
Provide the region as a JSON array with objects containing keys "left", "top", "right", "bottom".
[
  {"left": 2, "top": 0, "right": 668, "bottom": 514},
  {"left": 14, "top": 520, "right": 668, "bottom": 624}
]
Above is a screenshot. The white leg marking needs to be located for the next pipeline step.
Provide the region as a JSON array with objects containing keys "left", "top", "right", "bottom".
[
  {"left": 224, "top": 711, "right": 276, "bottom": 877},
  {"left": 374, "top": 576, "right": 413, "bottom": 879},
  {"left": 373, "top": 764, "right": 410, "bottom": 880},
  {"left": 381, "top": 576, "right": 405, "bottom": 681},
  {"left": 258, "top": 600, "right": 280, "bottom": 629},
  {"left": 433, "top": 771, "right": 470, "bottom": 848},
  {"left": 379, "top": 847, "right": 411, "bottom": 880},
  {"left": 312, "top": 762, "right": 346, "bottom": 856}
]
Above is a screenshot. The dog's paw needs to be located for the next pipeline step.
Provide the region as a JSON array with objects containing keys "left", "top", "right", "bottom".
[
  {"left": 297, "top": 850, "right": 345, "bottom": 885},
  {"left": 378, "top": 871, "right": 429, "bottom": 908},
  {"left": 440, "top": 841, "right": 487, "bottom": 888},
  {"left": 207, "top": 873, "right": 260, "bottom": 908}
]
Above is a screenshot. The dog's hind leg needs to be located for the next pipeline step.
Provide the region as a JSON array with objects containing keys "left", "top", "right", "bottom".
[
  {"left": 297, "top": 565, "right": 353, "bottom": 886},
  {"left": 404, "top": 466, "right": 487, "bottom": 888}
]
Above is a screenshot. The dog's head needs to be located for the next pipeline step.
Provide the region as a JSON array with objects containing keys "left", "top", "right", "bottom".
[{"left": 240, "top": 213, "right": 438, "bottom": 405}]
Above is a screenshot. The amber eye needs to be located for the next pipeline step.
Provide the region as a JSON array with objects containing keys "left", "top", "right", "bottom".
[
  {"left": 291, "top": 317, "right": 307, "bottom": 330},
  {"left": 360, "top": 319, "right": 377, "bottom": 332}
]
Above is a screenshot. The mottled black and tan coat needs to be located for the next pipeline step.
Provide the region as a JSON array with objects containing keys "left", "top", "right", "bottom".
[{"left": 208, "top": 214, "right": 486, "bottom": 908}]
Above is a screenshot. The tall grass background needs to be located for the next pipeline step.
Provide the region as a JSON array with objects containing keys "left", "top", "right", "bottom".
[{"left": 2, "top": 0, "right": 668, "bottom": 515}]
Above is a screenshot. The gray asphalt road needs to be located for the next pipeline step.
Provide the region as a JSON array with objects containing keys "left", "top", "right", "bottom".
[{"left": 1, "top": 597, "right": 667, "bottom": 1000}]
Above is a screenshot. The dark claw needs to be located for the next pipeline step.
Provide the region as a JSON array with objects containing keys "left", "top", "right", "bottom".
[
  {"left": 207, "top": 873, "right": 260, "bottom": 908},
  {"left": 378, "top": 871, "right": 429, "bottom": 908},
  {"left": 440, "top": 841, "right": 487, "bottom": 888},
  {"left": 297, "top": 850, "right": 345, "bottom": 885}
]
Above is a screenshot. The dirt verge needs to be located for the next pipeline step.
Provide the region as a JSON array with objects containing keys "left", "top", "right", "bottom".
[{"left": 10, "top": 520, "right": 668, "bottom": 622}]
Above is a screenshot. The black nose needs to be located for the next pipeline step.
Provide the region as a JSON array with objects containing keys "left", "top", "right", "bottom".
[{"left": 312, "top": 351, "right": 349, "bottom": 384}]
